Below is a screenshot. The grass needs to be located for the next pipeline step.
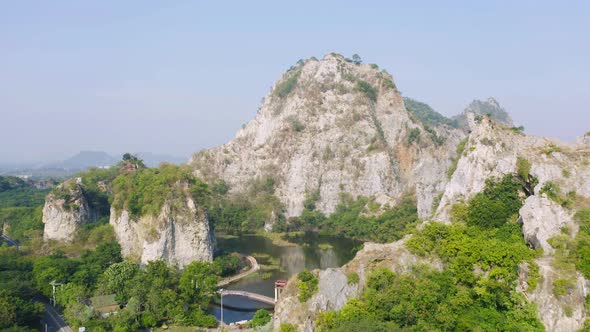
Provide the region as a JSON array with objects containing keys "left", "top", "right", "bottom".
[
  {"left": 318, "top": 243, "right": 333, "bottom": 250},
  {"left": 256, "top": 231, "right": 302, "bottom": 247}
]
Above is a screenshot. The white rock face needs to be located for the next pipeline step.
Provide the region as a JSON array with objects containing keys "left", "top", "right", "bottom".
[
  {"left": 436, "top": 116, "right": 590, "bottom": 221},
  {"left": 109, "top": 184, "right": 214, "bottom": 266},
  {"left": 42, "top": 181, "right": 97, "bottom": 242},
  {"left": 524, "top": 257, "right": 590, "bottom": 332},
  {"left": 520, "top": 195, "right": 575, "bottom": 255},
  {"left": 273, "top": 238, "right": 442, "bottom": 331},
  {"left": 190, "top": 54, "right": 464, "bottom": 221}
]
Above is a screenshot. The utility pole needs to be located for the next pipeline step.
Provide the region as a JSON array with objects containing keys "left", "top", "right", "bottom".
[
  {"left": 219, "top": 288, "right": 224, "bottom": 326},
  {"left": 49, "top": 280, "right": 63, "bottom": 306}
]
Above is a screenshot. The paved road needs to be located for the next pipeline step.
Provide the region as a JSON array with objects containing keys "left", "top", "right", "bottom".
[
  {"left": 41, "top": 303, "right": 74, "bottom": 332},
  {"left": 0, "top": 233, "right": 19, "bottom": 247},
  {"left": 217, "top": 255, "right": 260, "bottom": 287}
]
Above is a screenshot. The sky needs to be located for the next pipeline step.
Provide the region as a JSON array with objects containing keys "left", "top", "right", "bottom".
[{"left": 1, "top": 0, "right": 589, "bottom": 163}]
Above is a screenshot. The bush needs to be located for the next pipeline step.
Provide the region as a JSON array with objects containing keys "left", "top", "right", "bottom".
[
  {"left": 297, "top": 270, "right": 318, "bottom": 302},
  {"left": 275, "top": 71, "right": 301, "bottom": 98},
  {"left": 466, "top": 175, "right": 523, "bottom": 228},
  {"left": 287, "top": 116, "right": 305, "bottom": 132},
  {"left": 407, "top": 128, "right": 421, "bottom": 145},
  {"left": 279, "top": 323, "right": 297, "bottom": 332},
  {"left": 516, "top": 157, "right": 531, "bottom": 181},
  {"left": 249, "top": 309, "right": 271, "bottom": 327},
  {"left": 355, "top": 80, "right": 377, "bottom": 102},
  {"left": 447, "top": 139, "right": 468, "bottom": 179},
  {"left": 347, "top": 272, "right": 360, "bottom": 285},
  {"left": 540, "top": 181, "right": 573, "bottom": 208}
]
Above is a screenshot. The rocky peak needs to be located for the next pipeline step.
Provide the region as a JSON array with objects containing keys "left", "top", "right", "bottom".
[
  {"left": 42, "top": 179, "right": 98, "bottom": 242},
  {"left": 190, "top": 53, "right": 465, "bottom": 221},
  {"left": 453, "top": 97, "right": 514, "bottom": 130}
]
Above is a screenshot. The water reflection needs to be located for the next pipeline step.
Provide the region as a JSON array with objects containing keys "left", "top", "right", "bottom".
[{"left": 210, "top": 232, "right": 362, "bottom": 323}]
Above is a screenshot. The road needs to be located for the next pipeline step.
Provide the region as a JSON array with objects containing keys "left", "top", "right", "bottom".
[
  {"left": 41, "top": 303, "right": 74, "bottom": 332},
  {"left": 217, "top": 255, "right": 260, "bottom": 287},
  {"left": 0, "top": 233, "right": 19, "bottom": 247}
]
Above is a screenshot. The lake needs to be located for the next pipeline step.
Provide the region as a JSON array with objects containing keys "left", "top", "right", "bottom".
[{"left": 210, "top": 232, "right": 362, "bottom": 324}]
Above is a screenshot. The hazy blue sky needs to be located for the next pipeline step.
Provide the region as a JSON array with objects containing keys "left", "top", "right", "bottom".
[{"left": 1, "top": 1, "right": 588, "bottom": 163}]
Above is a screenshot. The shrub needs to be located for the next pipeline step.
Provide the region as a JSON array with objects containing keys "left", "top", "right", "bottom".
[
  {"left": 297, "top": 270, "right": 318, "bottom": 302},
  {"left": 275, "top": 70, "right": 301, "bottom": 98},
  {"left": 355, "top": 80, "right": 377, "bottom": 102},
  {"left": 279, "top": 323, "right": 297, "bottom": 332},
  {"left": 383, "top": 77, "right": 396, "bottom": 90},
  {"left": 347, "top": 272, "right": 360, "bottom": 285},
  {"left": 249, "top": 309, "right": 271, "bottom": 327},
  {"left": 540, "top": 182, "right": 573, "bottom": 208},
  {"left": 287, "top": 116, "right": 305, "bottom": 132},
  {"left": 407, "top": 128, "right": 421, "bottom": 145},
  {"left": 516, "top": 157, "right": 531, "bottom": 181},
  {"left": 447, "top": 138, "right": 468, "bottom": 179},
  {"left": 553, "top": 279, "right": 575, "bottom": 297}
]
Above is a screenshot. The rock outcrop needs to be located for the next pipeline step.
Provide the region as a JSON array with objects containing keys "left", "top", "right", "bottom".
[
  {"left": 453, "top": 97, "right": 514, "bottom": 129},
  {"left": 520, "top": 195, "right": 576, "bottom": 255},
  {"left": 42, "top": 178, "right": 98, "bottom": 242},
  {"left": 433, "top": 115, "right": 590, "bottom": 331},
  {"left": 436, "top": 115, "right": 590, "bottom": 221},
  {"left": 190, "top": 54, "right": 465, "bottom": 220},
  {"left": 109, "top": 182, "right": 214, "bottom": 266},
  {"left": 273, "top": 239, "right": 442, "bottom": 331}
]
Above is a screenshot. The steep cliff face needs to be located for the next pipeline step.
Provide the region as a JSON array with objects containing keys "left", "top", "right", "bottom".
[
  {"left": 42, "top": 178, "right": 97, "bottom": 242},
  {"left": 190, "top": 54, "right": 464, "bottom": 220},
  {"left": 109, "top": 182, "right": 214, "bottom": 266},
  {"left": 434, "top": 116, "right": 590, "bottom": 331},
  {"left": 273, "top": 239, "right": 442, "bottom": 332},
  {"left": 436, "top": 115, "right": 590, "bottom": 221}
]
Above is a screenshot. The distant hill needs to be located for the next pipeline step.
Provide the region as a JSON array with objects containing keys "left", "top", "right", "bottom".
[
  {"left": 55, "top": 151, "right": 118, "bottom": 169},
  {"left": 0, "top": 151, "right": 187, "bottom": 179}
]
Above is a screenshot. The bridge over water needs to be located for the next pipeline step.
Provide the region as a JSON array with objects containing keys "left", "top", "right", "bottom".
[{"left": 216, "top": 255, "right": 287, "bottom": 307}]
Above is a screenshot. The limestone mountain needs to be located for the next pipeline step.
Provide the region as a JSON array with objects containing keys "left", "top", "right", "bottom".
[
  {"left": 189, "top": 53, "right": 465, "bottom": 224},
  {"left": 453, "top": 97, "right": 515, "bottom": 129},
  {"left": 274, "top": 112, "right": 590, "bottom": 331}
]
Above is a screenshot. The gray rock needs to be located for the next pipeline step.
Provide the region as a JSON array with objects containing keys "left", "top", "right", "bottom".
[{"left": 110, "top": 182, "right": 214, "bottom": 266}]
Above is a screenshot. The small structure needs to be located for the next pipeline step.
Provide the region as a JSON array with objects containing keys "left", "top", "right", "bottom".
[
  {"left": 89, "top": 294, "right": 119, "bottom": 317},
  {"left": 274, "top": 280, "right": 287, "bottom": 302}
]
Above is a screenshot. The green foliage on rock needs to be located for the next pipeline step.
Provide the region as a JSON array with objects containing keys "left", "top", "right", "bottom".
[
  {"left": 112, "top": 164, "right": 210, "bottom": 219},
  {"left": 355, "top": 80, "right": 377, "bottom": 102},
  {"left": 318, "top": 175, "right": 543, "bottom": 331},
  {"left": 407, "top": 128, "right": 421, "bottom": 145},
  {"left": 297, "top": 270, "right": 318, "bottom": 303},
  {"left": 249, "top": 309, "right": 272, "bottom": 327},
  {"left": 280, "top": 323, "right": 297, "bottom": 332},
  {"left": 320, "top": 195, "right": 419, "bottom": 243},
  {"left": 275, "top": 70, "right": 301, "bottom": 98},
  {"left": 447, "top": 138, "right": 468, "bottom": 179},
  {"left": 209, "top": 176, "right": 284, "bottom": 232},
  {"left": 540, "top": 181, "right": 574, "bottom": 208},
  {"left": 403, "top": 97, "right": 460, "bottom": 128}
]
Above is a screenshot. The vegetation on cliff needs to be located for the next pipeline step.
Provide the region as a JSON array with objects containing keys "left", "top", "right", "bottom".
[
  {"left": 112, "top": 164, "right": 210, "bottom": 219},
  {"left": 316, "top": 175, "right": 544, "bottom": 331}
]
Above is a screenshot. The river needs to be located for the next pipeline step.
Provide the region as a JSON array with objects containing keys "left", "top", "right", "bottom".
[{"left": 210, "top": 232, "right": 362, "bottom": 324}]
